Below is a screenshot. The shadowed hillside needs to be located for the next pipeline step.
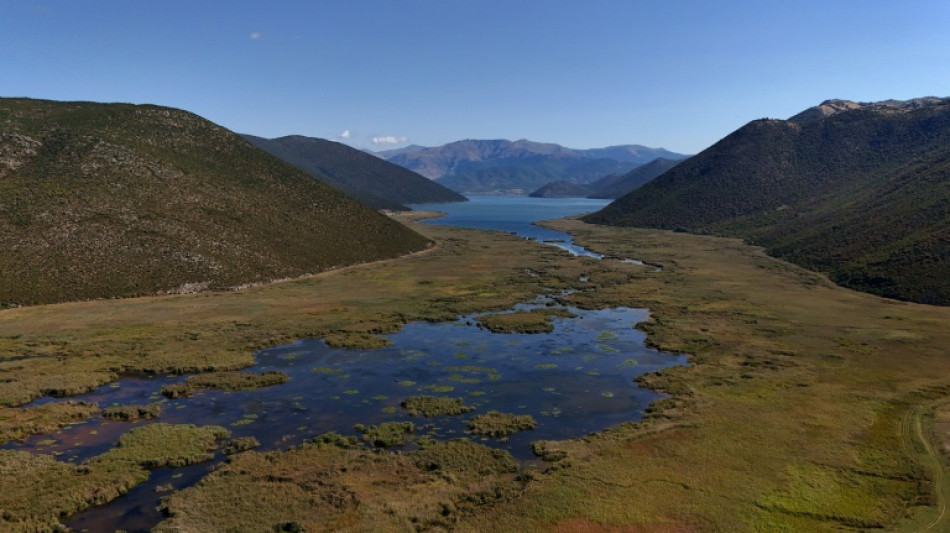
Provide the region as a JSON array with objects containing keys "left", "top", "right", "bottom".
[
  {"left": 0, "top": 98, "right": 431, "bottom": 305},
  {"left": 587, "top": 157, "right": 683, "bottom": 199},
  {"left": 585, "top": 97, "right": 950, "bottom": 304},
  {"left": 242, "top": 135, "right": 466, "bottom": 210}
]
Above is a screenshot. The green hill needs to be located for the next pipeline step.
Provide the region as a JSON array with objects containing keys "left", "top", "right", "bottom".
[
  {"left": 242, "top": 135, "right": 466, "bottom": 210},
  {"left": 585, "top": 97, "right": 950, "bottom": 305},
  {"left": 0, "top": 98, "right": 431, "bottom": 305}
]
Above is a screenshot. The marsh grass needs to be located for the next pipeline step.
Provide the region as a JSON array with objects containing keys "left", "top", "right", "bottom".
[
  {"left": 101, "top": 402, "right": 162, "bottom": 421},
  {"left": 477, "top": 308, "right": 576, "bottom": 334},
  {"left": 401, "top": 396, "right": 475, "bottom": 417},
  {"left": 0, "top": 423, "right": 228, "bottom": 531},
  {"left": 0, "top": 400, "right": 98, "bottom": 444},
  {"left": 467, "top": 411, "right": 537, "bottom": 437},
  {"left": 186, "top": 370, "right": 289, "bottom": 391},
  {"left": 458, "top": 218, "right": 950, "bottom": 532},
  {"left": 154, "top": 439, "right": 521, "bottom": 533},
  {"left": 355, "top": 421, "right": 415, "bottom": 448},
  {"left": 5, "top": 217, "right": 950, "bottom": 531}
]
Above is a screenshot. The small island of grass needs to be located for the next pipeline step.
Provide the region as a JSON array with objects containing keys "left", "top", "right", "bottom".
[
  {"left": 467, "top": 411, "right": 537, "bottom": 437},
  {"left": 401, "top": 396, "right": 475, "bottom": 417},
  {"left": 186, "top": 371, "right": 289, "bottom": 391},
  {"left": 477, "top": 308, "right": 576, "bottom": 334}
]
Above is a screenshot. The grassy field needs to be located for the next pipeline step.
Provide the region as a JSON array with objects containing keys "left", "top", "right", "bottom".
[
  {"left": 466, "top": 218, "right": 950, "bottom": 532},
  {"left": 1, "top": 215, "right": 949, "bottom": 531}
]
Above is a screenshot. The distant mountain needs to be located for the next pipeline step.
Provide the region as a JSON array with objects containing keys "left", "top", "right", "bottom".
[
  {"left": 378, "top": 139, "right": 687, "bottom": 194},
  {"left": 585, "top": 97, "right": 950, "bottom": 305},
  {"left": 587, "top": 158, "right": 683, "bottom": 199},
  {"left": 243, "top": 135, "right": 465, "bottom": 211},
  {"left": 0, "top": 98, "right": 430, "bottom": 306}
]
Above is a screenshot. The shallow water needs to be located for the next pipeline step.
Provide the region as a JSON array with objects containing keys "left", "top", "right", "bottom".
[{"left": 19, "top": 303, "right": 684, "bottom": 531}]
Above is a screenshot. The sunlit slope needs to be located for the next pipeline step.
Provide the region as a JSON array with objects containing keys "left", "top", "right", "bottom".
[
  {"left": 0, "top": 98, "right": 430, "bottom": 305},
  {"left": 586, "top": 98, "right": 950, "bottom": 304}
]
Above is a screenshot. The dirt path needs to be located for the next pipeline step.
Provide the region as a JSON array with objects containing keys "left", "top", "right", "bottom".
[{"left": 896, "top": 400, "right": 950, "bottom": 532}]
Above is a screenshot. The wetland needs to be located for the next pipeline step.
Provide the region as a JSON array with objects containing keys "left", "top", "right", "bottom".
[{"left": 2, "top": 197, "right": 950, "bottom": 531}]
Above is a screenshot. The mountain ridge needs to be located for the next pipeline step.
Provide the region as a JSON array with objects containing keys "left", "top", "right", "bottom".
[
  {"left": 242, "top": 134, "right": 466, "bottom": 211},
  {"left": 377, "top": 139, "right": 687, "bottom": 193},
  {"left": 585, "top": 96, "right": 950, "bottom": 305}
]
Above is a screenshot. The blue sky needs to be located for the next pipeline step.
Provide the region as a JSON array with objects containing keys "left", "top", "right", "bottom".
[{"left": 2, "top": 1, "right": 948, "bottom": 153}]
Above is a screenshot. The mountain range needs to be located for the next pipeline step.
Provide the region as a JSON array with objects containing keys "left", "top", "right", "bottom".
[
  {"left": 0, "top": 98, "right": 430, "bottom": 305},
  {"left": 242, "top": 135, "right": 465, "bottom": 211},
  {"left": 586, "top": 97, "right": 950, "bottom": 305},
  {"left": 377, "top": 139, "right": 687, "bottom": 194}
]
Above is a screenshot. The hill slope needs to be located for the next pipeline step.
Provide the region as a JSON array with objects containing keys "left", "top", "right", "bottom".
[
  {"left": 242, "top": 135, "right": 466, "bottom": 210},
  {"left": 0, "top": 98, "right": 430, "bottom": 305},
  {"left": 380, "top": 139, "right": 686, "bottom": 194},
  {"left": 585, "top": 97, "right": 950, "bottom": 305},
  {"left": 587, "top": 157, "right": 683, "bottom": 199}
]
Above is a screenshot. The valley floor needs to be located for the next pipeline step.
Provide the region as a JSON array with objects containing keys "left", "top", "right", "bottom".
[{"left": 2, "top": 216, "right": 950, "bottom": 531}]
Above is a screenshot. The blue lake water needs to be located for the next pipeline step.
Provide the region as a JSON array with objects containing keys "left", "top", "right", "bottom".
[
  {"left": 5, "top": 195, "right": 684, "bottom": 532},
  {"left": 410, "top": 194, "right": 611, "bottom": 257}
]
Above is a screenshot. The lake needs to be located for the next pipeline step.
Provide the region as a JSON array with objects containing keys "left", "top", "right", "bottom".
[
  {"left": 6, "top": 195, "right": 684, "bottom": 532},
  {"left": 410, "top": 194, "right": 611, "bottom": 257}
]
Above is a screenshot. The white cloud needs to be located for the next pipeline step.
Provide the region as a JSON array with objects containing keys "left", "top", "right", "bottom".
[
  {"left": 338, "top": 129, "right": 352, "bottom": 139},
  {"left": 371, "top": 135, "right": 409, "bottom": 145},
  {"left": 250, "top": 31, "right": 262, "bottom": 40}
]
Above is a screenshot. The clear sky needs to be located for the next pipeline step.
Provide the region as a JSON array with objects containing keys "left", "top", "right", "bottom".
[{"left": 2, "top": 1, "right": 948, "bottom": 154}]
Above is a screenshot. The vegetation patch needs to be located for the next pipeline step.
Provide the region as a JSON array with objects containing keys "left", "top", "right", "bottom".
[
  {"left": 467, "top": 411, "right": 537, "bottom": 437},
  {"left": 160, "top": 382, "right": 192, "bottom": 399},
  {"left": 401, "top": 396, "right": 475, "bottom": 417},
  {"left": 477, "top": 308, "right": 576, "bottom": 334},
  {"left": 153, "top": 439, "right": 521, "bottom": 533},
  {"left": 355, "top": 421, "right": 415, "bottom": 447},
  {"left": 0, "top": 423, "right": 228, "bottom": 530},
  {"left": 0, "top": 401, "right": 98, "bottom": 444},
  {"left": 223, "top": 436, "right": 261, "bottom": 455},
  {"left": 186, "top": 370, "right": 289, "bottom": 391},
  {"left": 94, "top": 423, "right": 229, "bottom": 468},
  {"left": 101, "top": 402, "right": 162, "bottom": 421}
]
